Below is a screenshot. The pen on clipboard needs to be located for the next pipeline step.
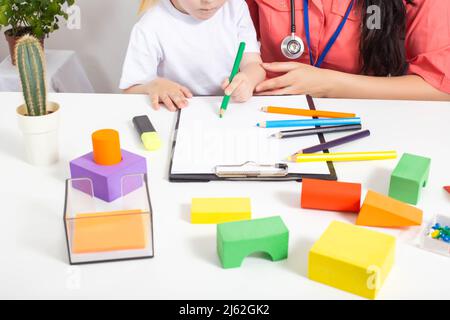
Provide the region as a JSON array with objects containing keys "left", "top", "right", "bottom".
[{"left": 219, "top": 42, "right": 246, "bottom": 118}]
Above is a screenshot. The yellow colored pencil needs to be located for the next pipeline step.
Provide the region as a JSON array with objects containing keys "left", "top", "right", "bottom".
[{"left": 288, "top": 151, "right": 397, "bottom": 162}]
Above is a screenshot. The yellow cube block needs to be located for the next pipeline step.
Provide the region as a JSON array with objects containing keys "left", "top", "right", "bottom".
[
  {"left": 191, "top": 198, "right": 251, "bottom": 224},
  {"left": 308, "top": 221, "right": 396, "bottom": 299}
]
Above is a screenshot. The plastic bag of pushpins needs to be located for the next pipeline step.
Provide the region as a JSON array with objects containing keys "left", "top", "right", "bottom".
[
  {"left": 417, "top": 214, "right": 450, "bottom": 257},
  {"left": 64, "top": 173, "right": 155, "bottom": 264}
]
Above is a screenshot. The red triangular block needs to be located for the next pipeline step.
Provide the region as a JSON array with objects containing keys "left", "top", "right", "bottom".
[
  {"left": 445, "top": 186, "right": 450, "bottom": 194},
  {"left": 357, "top": 190, "right": 422, "bottom": 228}
]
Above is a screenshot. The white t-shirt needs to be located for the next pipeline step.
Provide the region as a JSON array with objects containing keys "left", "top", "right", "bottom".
[{"left": 119, "top": 0, "right": 260, "bottom": 95}]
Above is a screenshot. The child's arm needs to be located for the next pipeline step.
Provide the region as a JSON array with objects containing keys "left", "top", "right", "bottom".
[
  {"left": 221, "top": 53, "right": 266, "bottom": 102},
  {"left": 123, "top": 78, "right": 193, "bottom": 112}
]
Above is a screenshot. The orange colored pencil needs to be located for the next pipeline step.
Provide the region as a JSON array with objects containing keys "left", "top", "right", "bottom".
[{"left": 261, "top": 106, "right": 356, "bottom": 118}]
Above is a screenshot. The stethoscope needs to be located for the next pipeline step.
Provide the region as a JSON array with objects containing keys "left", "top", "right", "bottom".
[
  {"left": 281, "top": 0, "right": 355, "bottom": 67},
  {"left": 281, "top": 0, "right": 304, "bottom": 60}
]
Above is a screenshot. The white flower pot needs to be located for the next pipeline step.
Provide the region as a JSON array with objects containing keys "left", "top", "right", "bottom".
[{"left": 16, "top": 102, "right": 61, "bottom": 166}]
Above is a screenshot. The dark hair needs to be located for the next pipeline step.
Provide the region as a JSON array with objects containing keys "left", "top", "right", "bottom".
[{"left": 359, "top": 0, "right": 415, "bottom": 76}]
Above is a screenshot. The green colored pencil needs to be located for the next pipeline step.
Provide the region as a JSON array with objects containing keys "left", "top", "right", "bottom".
[{"left": 219, "top": 42, "right": 246, "bottom": 118}]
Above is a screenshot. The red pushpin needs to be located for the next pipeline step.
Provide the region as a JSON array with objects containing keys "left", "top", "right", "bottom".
[{"left": 445, "top": 186, "right": 450, "bottom": 194}]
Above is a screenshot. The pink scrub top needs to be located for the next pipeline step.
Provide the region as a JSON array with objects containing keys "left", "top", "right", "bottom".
[{"left": 246, "top": 0, "right": 450, "bottom": 94}]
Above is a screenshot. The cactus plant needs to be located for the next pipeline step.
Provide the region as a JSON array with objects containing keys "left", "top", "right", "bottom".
[{"left": 15, "top": 35, "right": 47, "bottom": 116}]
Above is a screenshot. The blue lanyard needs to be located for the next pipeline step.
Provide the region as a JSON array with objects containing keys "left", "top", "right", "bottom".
[{"left": 303, "top": 0, "right": 355, "bottom": 68}]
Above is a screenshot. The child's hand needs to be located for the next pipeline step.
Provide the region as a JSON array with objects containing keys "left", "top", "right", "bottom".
[
  {"left": 146, "top": 78, "right": 193, "bottom": 111},
  {"left": 221, "top": 72, "right": 256, "bottom": 103}
]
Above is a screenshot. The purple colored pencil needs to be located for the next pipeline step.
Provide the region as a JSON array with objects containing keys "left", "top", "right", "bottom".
[{"left": 298, "top": 130, "right": 371, "bottom": 154}]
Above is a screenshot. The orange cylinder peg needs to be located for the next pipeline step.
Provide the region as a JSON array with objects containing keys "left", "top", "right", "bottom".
[{"left": 92, "top": 129, "right": 122, "bottom": 165}]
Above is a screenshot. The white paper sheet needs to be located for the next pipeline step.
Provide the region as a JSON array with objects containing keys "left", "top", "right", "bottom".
[{"left": 171, "top": 96, "right": 331, "bottom": 176}]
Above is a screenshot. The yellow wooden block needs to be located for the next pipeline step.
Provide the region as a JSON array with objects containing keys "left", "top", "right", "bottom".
[
  {"left": 308, "top": 221, "right": 395, "bottom": 299},
  {"left": 191, "top": 198, "right": 251, "bottom": 224}
]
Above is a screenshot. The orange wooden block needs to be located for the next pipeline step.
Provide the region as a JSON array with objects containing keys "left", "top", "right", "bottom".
[
  {"left": 301, "top": 178, "right": 361, "bottom": 213},
  {"left": 357, "top": 190, "right": 423, "bottom": 228},
  {"left": 92, "top": 129, "right": 122, "bottom": 165},
  {"left": 72, "top": 209, "right": 147, "bottom": 254}
]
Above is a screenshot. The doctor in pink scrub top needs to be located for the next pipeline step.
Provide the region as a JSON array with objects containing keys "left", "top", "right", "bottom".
[{"left": 247, "top": 0, "right": 450, "bottom": 101}]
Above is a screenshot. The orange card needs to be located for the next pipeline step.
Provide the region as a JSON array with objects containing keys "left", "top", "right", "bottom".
[{"left": 71, "top": 209, "right": 147, "bottom": 254}]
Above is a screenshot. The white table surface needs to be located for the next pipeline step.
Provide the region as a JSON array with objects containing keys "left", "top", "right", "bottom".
[
  {"left": 0, "top": 50, "right": 94, "bottom": 93},
  {"left": 0, "top": 92, "right": 449, "bottom": 300}
]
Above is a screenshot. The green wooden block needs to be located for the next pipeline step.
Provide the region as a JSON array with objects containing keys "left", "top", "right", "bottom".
[
  {"left": 389, "top": 153, "right": 431, "bottom": 205},
  {"left": 217, "top": 216, "right": 289, "bottom": 269}
]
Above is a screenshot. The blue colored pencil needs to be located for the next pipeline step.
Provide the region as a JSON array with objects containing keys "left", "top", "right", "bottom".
[{"left": 257, "top": 118, "right": 361, "bottom": 128}]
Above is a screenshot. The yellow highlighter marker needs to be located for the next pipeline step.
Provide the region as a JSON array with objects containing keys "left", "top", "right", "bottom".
[
  {"left": 288, "top": 151, "right": 397, "bottom": 162},
  {"left": 133, "top": 115, "right": 161, "bottom": 151}
]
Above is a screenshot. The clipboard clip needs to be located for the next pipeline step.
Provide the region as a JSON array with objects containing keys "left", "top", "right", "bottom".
[{"left": 214, "top": 161, "right": 289, "bottom": 178}]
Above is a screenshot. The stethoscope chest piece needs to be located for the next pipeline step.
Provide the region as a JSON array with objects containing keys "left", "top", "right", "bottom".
[{"left": 281, "top": 33, "right": 305, "bottom": 60}]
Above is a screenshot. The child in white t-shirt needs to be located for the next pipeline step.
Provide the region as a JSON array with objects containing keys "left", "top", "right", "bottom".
[{"left": 120, "top": 0, "right": 266, "bottom": 111}]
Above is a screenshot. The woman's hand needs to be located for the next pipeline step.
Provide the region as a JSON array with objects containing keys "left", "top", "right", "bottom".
[
  {"left": 255, "top": 62, "right": 334, "bottom": 97},
  {"left": 146, "top": 78, "right": 193, "bottom": 111}
]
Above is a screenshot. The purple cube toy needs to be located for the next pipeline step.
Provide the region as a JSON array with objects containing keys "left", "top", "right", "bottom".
[{"left": 70, "top": 149, "right": 147, "bottom": 202}]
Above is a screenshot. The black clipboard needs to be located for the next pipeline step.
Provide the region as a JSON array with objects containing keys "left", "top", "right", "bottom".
[{"left": 168, "top": 95, "right": 337, "bottom": 182}]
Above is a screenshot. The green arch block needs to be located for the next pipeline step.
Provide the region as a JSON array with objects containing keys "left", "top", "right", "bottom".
[{"left": 217, "top": 216, "right": 289, "bottom": 269}]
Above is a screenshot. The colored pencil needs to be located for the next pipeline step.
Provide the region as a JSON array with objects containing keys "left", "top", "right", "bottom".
[
  {"left": 272, "top": 124, "right": 362, "bottom": 139},
  {"left": 219, "top": 42, "right": 246, "bottom": 118},
  {"left": 262, "top": 106, "right": 356, "bottom": 118},
  {"left": 295, "top": 130, "right": 371, "bottom": 154},
  {"left": 257, "top": 117, "right": 361, "bottom": 128},
  {"left": 288, "top": 151, "right": 397, "bottom": 162}
]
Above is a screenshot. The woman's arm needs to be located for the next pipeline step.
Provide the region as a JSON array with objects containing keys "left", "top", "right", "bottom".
[
  {"left": 255, "top": 62, "right": 450, "bottom": 101},
  {"left": 329, "top": 71, "right": 450, "bottom": 102}
]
